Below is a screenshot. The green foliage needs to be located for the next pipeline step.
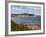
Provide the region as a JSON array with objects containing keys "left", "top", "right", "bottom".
[
  {"left": 11, "top": 20, "right": 40, "bottom": 31},
  {"left": 11, "top": 20, "right": 30, "bottom": 31},
  {"left": 11, "top": 20, "right": 24, "bottom": 31}
]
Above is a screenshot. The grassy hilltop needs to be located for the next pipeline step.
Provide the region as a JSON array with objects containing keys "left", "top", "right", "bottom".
[{"left": 11, "top": 20, "right": 41, "bottom": 31}]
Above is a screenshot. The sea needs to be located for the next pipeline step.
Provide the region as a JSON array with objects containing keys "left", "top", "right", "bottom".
[{"left": 11, "top": 15, "right": 41, "bottom": 24}]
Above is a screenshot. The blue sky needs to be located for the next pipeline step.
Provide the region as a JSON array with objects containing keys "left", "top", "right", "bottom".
[{"left": 11, "top": 5, "right": 41, "bottom": 16}]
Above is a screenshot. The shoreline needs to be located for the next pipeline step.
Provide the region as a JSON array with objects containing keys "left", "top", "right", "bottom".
[{"left": 11, "top": 20, "right": 41, "bottom": 31}]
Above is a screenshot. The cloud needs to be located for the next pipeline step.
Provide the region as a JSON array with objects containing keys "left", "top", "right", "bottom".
[{"left": 11, "top": 5, "right": 41, "bottom": 16}]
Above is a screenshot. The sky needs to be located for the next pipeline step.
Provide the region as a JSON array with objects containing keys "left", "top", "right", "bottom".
[{"left": 11, "top": 5, "right": 41, "bottom": 16}]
